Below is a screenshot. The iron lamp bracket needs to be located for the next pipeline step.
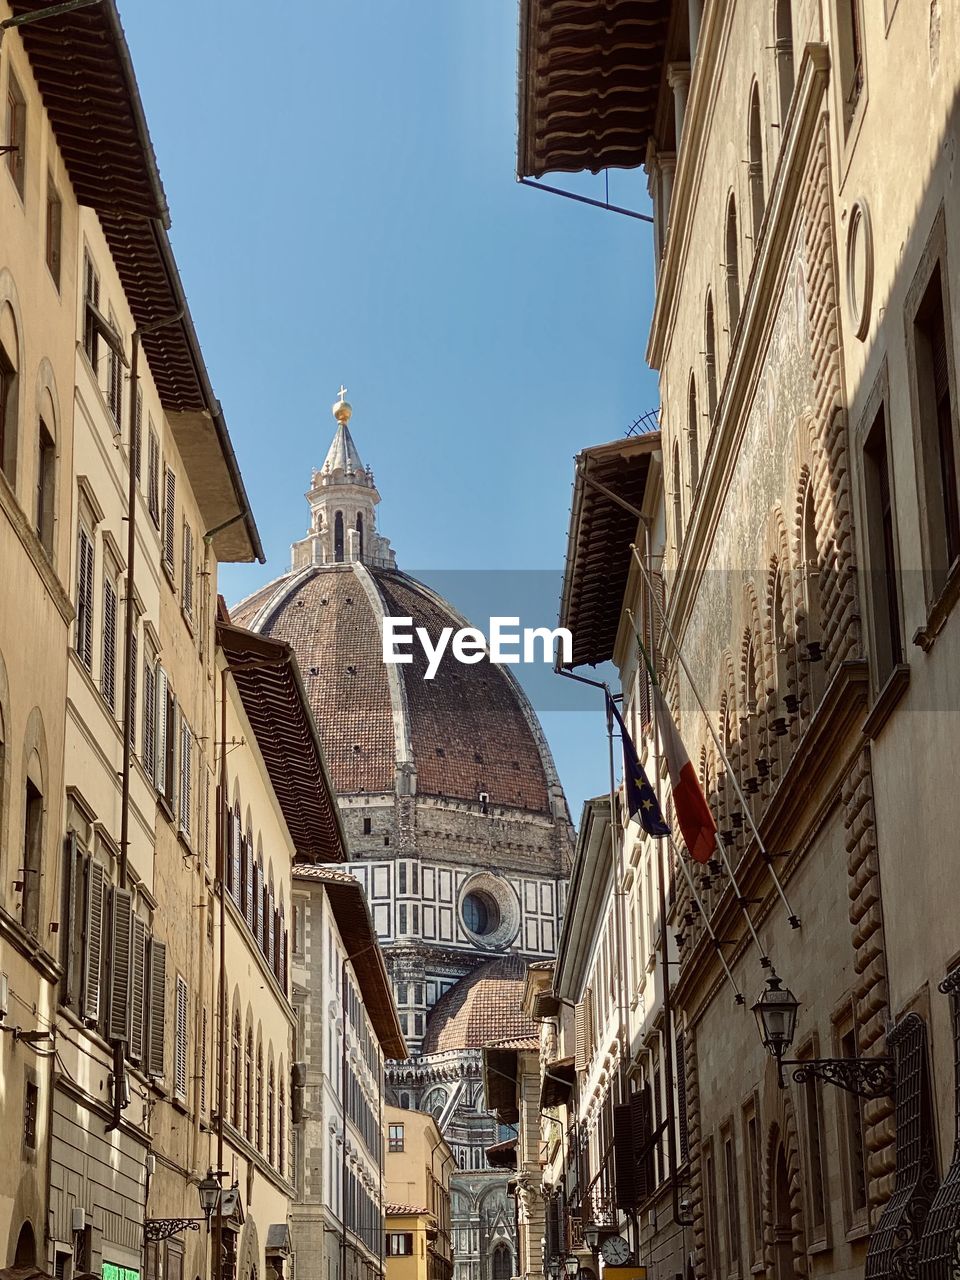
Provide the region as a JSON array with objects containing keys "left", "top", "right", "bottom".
[{"left": 781, "top": 1055, "right": 894, "bottom": 1098}]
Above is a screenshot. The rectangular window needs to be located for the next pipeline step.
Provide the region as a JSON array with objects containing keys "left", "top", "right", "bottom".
[
  {"left": 704, "top": 1138, "right": 721, "bottom": 1280},
  {"left": 147, "top": 425, "right": 160, "bottom": 526},
  {"left": 75, "top": 522, "right": 95, "bottom": 669},
  {"left": 174, "top": 974, "right": 188, "bottom": 1100},
  {"left": 386, "top": 1234, "right": 413, "bottom": 1257},
  {"left": 163, "top": 465, "right": 176, "bottom": 572},
  {"left": 802, "top": 1070, "right": 827, "bottom": 1237},
  {"left": 863, "top": 404, "right": 903, "bottom": 683},
  {"left": 23, "top": 1079, "right": 38, "bottom": 1149},
  {"left": 101, "top": 570, "right": 118, "bottom": 712},
  {"left": 82, "top": 253, "right": 101, "bottom": 371},
  {"left": 6, "top": 71, "right": 26, "bottom": 198},
  {"left": 107, "top": 313, "right": 123, "bottom": 432},
  {"left": 142, "top": 652, "right": 156, "bottom": 777},
  {"left": 838, "top": 1020, "right": 868, "bottom": 1220},
  {"left": 743, "top": 1102, "right": 763, "bottom": 1262},
  {"left": 913, "top": 259, "right": 960, "bottom": 591},
  {"left": 182, "top": 522, "right": 194, "bottom": 618},
  {"left": 45, "top": 176, "right": 62, "bottom": 288},
  {"left": 179, "top": 718, "right": 192, "bottom": 837},
  {"left": 837, "top": 0, "right": 865, "bottom": 130},
  {"left": 388, "top": 1123, "right": 405, "bottom": 1152},
  {"left": 722, "top": 1125, "right": 741, "bottom": 1273}
]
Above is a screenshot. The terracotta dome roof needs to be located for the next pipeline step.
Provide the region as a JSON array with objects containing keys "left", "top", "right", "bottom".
[
  {"left": 421, "top": 953, "right": 535, "bottom": 1054},
  {"left": 231, "top": 563, "right": 558, "bottom": 813}
]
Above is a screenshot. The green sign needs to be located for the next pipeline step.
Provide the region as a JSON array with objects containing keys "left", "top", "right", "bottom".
[{"left": 102, "top": 1264, "right": 140, "bottom": 1280}]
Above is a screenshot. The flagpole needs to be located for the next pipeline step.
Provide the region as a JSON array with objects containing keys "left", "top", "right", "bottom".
[{"left": 626, "top": 547, "right": 801, "bottom": 930}]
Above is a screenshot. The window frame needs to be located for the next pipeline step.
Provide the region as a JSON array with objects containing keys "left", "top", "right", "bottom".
[
  {"left": 720, "top": 1120, "right": 742, "bottom": 1277},
  {"left": 795, "top": 1034, "right": 830, "bottom": 1249},
  {"left": 5, "top": 69, "right": 26, "bottom": 200},
  {"left": 833, "top": 1001, "right": 870, "bottom": 1233},
  {"left": 741, "top": 1094, "right": 763, "bottom": 1266},
  {"left": 45, "top": 175, "right": 62, "bottom": 289}
]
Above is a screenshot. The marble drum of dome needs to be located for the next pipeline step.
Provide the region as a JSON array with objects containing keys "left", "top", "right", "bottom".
[{"left": 457, "top": 873, "right": 521, "bottom": 950}]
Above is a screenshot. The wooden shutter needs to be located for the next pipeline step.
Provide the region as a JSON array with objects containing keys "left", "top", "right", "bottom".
[
  {"left": 245, "top": 841, "right": 255, "bottom": 928},
  {"left": 133, "top": 385, "right": 143, "bottom": 481},
  {"left": 108, "top": 887, "right": 133, "bottom": 1042},
  {"left": 174, "top": 976, "right": 188, "bottom": 1099},
  {"left": 225, "top": 807, "right": 234, "bottom": 893},
  {"left": 200, "top": 1006, "right": 207, "bottom": 1113},
  {"left": 154, "top": 667, "right": 168, "bottom": 794},
  {"left": 146, "top": 938, "right": 167, "bottom": 1078},
  {"left": 147, "top": 429, "right": 160, "bottom": 524},
  {"left": 163, "top": 467, "right": 176, "bottom": 568},
  {"left": 164, "top": 687, "right": 177, "bottom": 807},
  {"left": 129, "top": 914, "right": 147, "bottom": 1062},
  {"left": 575, "top": 999, "right": 587, "bottom": 1072},
  {"left": 82, "top": 859, "right": 106, "bottom": 1024},
  {"left": 182, "top": 524, "right": 194, "bottom": 616},
  {"left": 256, "top": 862, "right": 264, "bottom": 949},
  {"left": 142, "top": 657, "right": 156, "bottom": 776},
  {"left": 268, "top": 891, "right": 276, "bottom": 971},
  {"left": 232, "top": 812, "right": 241, "bottom": 906},
  {"left": 76, "top": 526, "right": 95, "bottom": 669},
  {"left": 614, "top": 1102, "right": 637, "bottom": 1209},
  {"left": 282, "top": 929, "right": 289, "bottom": 995},
  {"left": 583, "top": 987, "right": 595, "bottom": 1062},
  {"left": 128, "top": 630, "right": 138, "bottom": 748},
  {"left": 631, "top": 1084, "right": 655, "bottom": 1202},
  {"left": 676, "top": 1030, "right": 689, "bottom": 1163},
  {"left": 101, "top": 576, "right": 118, "bottom": 711},
  {"left": 61, "top": 832, "right": 78, "bottom": 1006}
]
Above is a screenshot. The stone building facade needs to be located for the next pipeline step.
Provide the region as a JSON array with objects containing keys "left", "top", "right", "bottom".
[
  {"left": 232, "top": 395, "right": 574, "bottom": 1280},
  {"left": 520, "top": 3, "right": 960, "bottom": 1280}
]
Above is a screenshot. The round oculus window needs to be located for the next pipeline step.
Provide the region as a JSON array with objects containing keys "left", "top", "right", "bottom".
[{"left": 462, "top": 890, "right": 500, "bottom": 937}]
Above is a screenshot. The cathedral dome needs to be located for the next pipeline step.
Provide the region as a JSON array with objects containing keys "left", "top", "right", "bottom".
[
  {"left": 230, "top": 394, "right": 564, "bottom": 817},
  {"left": 231, "top": 561, "right": 559, "bottom": 813},
  {"left": 420, "top": 953, "right": 535, "bottom": 1054}
]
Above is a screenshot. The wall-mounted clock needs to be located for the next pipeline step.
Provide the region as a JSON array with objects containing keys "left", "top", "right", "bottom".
[{"left": 600, "top": 1235, "right": 632, "bottom": 1266}]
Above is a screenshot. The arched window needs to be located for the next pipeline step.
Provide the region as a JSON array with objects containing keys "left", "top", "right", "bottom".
[
  {"left": 256, "top": 1042, "right": 264, "bottom": 1151},
  {"left": 231, "top": 800, "right": 241, "bottom": 906},
  {"left": 771, "top": 569, "right": 791, "bottom": 774},
  {"left": 743, "top": 635, "right": 762, "bottom": 814},
  {"left": 725, "top": 195, "right": 741, "bottom": 333},
  {"left": 244, "top": 1025, "right": 253, "bottom": 1139},
  {"left": 14, "top": 1222, "right": 37, "bottom": 1268},
  {"left": 36, "top": 409, "right": 56, "bottom": 556},
  {"left": 278, "top": 1056, "right": 286, "bottom": 1174},
  {"left": 748, "top": 85, "right": 765, "bottom": 245},
  {"left": 268, "top": 1060, "right": 276, "bottom": 1164},
  {"left": 705, "top": 292, "right": 718, "bottom": 425},
  {"left": 0, "top": 303, "right": 20, "bottom": 486},
  {"left": 21, "top": 759, "right": 43, "bottom": 935},
  {"left": 356, "top": 512, "right": 364, "bottom": 560},
  {"left": 687, "top": 374, "right": 700, "bottom": 493},
  {"left": 672, "top": 441, "right": 684, "bottom": 551},
  {"left": 775, "top": 0, "right": 795, "bottom": 126},
  {"left": 231, "top": 1011, "right": 242, "bottom": 1128},
  {"left": 492, "top": 1245, "right": 512, "bottom": 1280},
  {"left": 334, "top": 510, "right": 344, "bottom": 562},
  {"left": 256, "top": 854, "right": 265, "bottom": 951}
]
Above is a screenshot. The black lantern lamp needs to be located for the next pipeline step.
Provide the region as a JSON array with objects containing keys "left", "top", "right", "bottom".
[
  {"left": 564, "top": 1256, "right": 580, "bottom": 1278},
  {"left": 144, "top": 1168, "right": 223, "bottom": 1242},
  {"left": 582, "top": 1224, "right": 601, "bottom": 1253},
  {"left": 752, "top": 976, "right": 893, "bottom": 1098},
  {"left": 547, "top": 1261, "right": 560, "bottom": 1280}
]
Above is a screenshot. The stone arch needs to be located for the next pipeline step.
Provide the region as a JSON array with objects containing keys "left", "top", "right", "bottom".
[
  {"left": 762, "top": 1096, "right": 807, "bottom": 1280},
  {"left": 236, "top": 1216, "right": 261, "bottom": 1280},
  {"left": 0, "top": 269, "right": 25, "bottom": 488}
]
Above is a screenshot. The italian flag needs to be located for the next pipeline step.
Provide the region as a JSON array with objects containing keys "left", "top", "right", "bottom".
[{"left": 652, "top": 682, "right": 717, "bottom": 864}]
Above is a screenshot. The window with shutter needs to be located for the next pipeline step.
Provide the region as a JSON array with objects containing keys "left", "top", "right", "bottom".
[
  {"left": 677, "top": 1030, "right": 689, "bottom": 1163},
  {"left": 174, "top": 975, "right": 188, "bottom": 1100},
  {"left": 574, "top": 1000, "right": 587, "bottom": 1072},
  {"left": 164, "top": 686, "right": 177, "bottom": 808},
  {"left": 225, "top": 806, "right": 235, "bottom": 895},
  {"left": 154, "top": 667, "right": 168, "bottom": 794},
  {"left": 163, "top": 466, "right": 176, "bottom": 571},
  {"left": 179, "top": 719, "right": 192, "bottom": 837},
  {"left": 614, "top": 1101, "right": 637, "bottom": 1209},
  {"left": 108, "top": 887, "right": 133, "bottom": 1042},
  {"left": 82, "top": 859, "right": 106, "bottom": 1024},
  {"left": 128, "top": 630, "right": 138, "bottom": 749},
  {"left": 182, "top": 523, "right": 194, "bottom": 617},
  {"left": 61, "top": 833, "right": 81, "bottom": 1007},
  {"left": 101, "top": 574, "right": 118, "bottom": 711},
  {"left": 132, "top": 386, "right": 142, "bottom": 482},
  {"left": 142, "top": 657, "right": 156, "bottom": 776},
  {"left": 146, "top": 938, "right": 167, "bottom": 1078},
  {"left": 75, "top": 524, "right": 95, "bottom": 669},
  {"left": 245, "top": 840, "right": 255, "bottom": 928},
  {"left": 200, "top": 1007, "right": 207, "bottom": 1113},
  {"left": 268, "top": 890, "right": 276, "bottom": 971},
  {"left": 232, "top": 808, "right": 241, "bottom": 907},
  {"left": 147, "top": 427, "right": 160, "bottom": 526},
  {"left": 107, "top": 314, "right": 123, "bottom": 432},
  {"left": 82, "top": 253, "right": 100, "bottom": 368},
  {"left": 240, "top": 835, "right": 249, "bottom": 919},
  {"left": 256, "top": 860, "right": 264, "bottom": 949},
  {"left": 130, "top": 915, "right": 146, "bottom": 1063},
  {"left": 631, "top": 1084, "right": 656, "bottom": 1202}
]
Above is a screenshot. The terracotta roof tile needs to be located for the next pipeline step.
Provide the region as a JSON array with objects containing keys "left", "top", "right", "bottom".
[{"left": 422, "top": 954, "right": 537, "bottom": 1054}]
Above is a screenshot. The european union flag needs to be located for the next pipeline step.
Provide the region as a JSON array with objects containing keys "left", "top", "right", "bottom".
[{"left": 607, "top": 694, "right": 671, "bottom": 838}]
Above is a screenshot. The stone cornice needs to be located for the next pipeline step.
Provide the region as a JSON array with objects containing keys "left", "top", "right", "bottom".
[{"left": 655, "top": 45, "right": 832, "bottom": 662}]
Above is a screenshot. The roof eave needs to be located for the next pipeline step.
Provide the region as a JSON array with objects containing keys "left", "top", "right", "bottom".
[{"left": 554, "top": 797, "right": 613, "bottom": 1001}]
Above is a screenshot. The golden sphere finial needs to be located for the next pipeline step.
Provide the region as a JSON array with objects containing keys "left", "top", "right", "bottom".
[{"left": 333, "top": 384, "right": 352, "bottom": 424}]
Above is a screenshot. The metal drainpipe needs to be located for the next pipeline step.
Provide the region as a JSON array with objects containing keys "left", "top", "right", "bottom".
[
  {"left": 216, "top": 662, "right": 228, "bottom": 1280},
  {"left": 341, "top": 955, "right": 348, "bottom": 1280}
]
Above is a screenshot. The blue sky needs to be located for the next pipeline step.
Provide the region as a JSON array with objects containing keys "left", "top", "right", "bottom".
[{"left": 123, "top": 0, "right": 659, "bottom": 821}]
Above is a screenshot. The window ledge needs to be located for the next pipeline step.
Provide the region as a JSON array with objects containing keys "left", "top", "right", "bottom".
[
  {"left": 844, "top": 1222, "right": 870, "bottom": 1244},
  {"left": 0, "top": 906, "right": 61, "bottom": 982},
  {"left": 806, "top": 1238, "right": 831, "bottom": 1257},
  {"left": 157, "top": 794, "right": 176, "bottom": 825},
  {"left": 0, "top": 469, "right": 74, "bottom": 624},
  {"left": 913, "top": 558, "right": 960, "bottom": 652},
  {"left": 862, "top": 663, "right": 910, "bottom": 739}
]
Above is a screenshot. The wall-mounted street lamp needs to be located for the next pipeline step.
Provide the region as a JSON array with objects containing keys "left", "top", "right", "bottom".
[
  {"left": 752, "top": 977, "right": 893, "bottom": 1098},
  {"left": 582, "top": 1224, "right": 601, "bottom": 1252},
  {"left": 547, "top": 1260, "right": 561, "bottom": 1280},
  {"left": 144, "top": 1169, "right": 222, "bottom": 1242},
  {"left": 563, "top": 1256, "right": 580, "bottom": 1279}
]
